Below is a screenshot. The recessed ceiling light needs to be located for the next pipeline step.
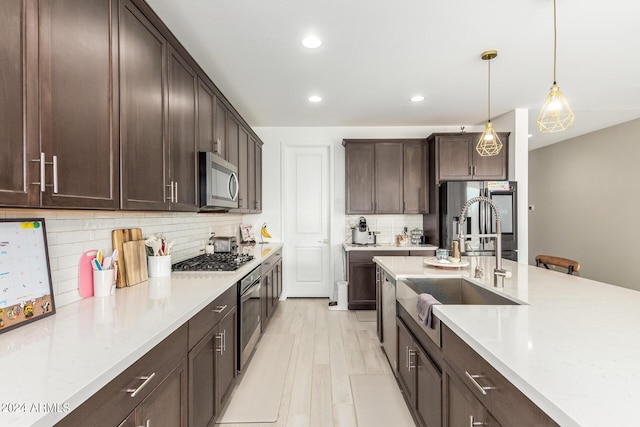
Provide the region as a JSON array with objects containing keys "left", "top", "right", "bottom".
[
  {"left": 410, "top": 95, "right": 425, "bottom": 102},
  {"left": 308, "top": 95, "right": 322, "bottom": 103},
  {"left": 302, "top": 36, "right": 322, "bottom": 49}
]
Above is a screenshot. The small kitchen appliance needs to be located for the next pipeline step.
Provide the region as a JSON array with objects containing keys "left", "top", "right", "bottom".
[
  {"left": 212, "top": 236, "right": 238, "bottom": 253},
  {"left": 351, "top": 216, "right": 377, "bottom": 245}
]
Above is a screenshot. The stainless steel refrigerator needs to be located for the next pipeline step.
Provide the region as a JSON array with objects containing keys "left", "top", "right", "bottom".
[{"left": 439, "top": 181, "right": 518, "bottom": 261}]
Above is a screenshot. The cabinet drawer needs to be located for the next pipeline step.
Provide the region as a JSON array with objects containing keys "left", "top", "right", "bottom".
[
  {"left": 188, "top": 285, "right": 237, "bottom": 349},
  {"left": 441, "top": 325, "right": 558, "bottom": 427},
  {"left": 57, "top": 324, "right": 188, "bottom": 427}
]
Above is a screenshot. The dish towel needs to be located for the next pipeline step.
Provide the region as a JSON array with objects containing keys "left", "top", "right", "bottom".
[{"left": 417, "top": 293, "right": 442, "bottom": 329}]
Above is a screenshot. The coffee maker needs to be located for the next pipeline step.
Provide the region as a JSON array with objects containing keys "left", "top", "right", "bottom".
[{"left": 351, "top": 216, "right": 377, "bottom": 245}]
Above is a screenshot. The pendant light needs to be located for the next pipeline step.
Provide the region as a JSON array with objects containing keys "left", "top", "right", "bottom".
[
  {"left": 536, "top": 0, "right": 574, "bottom": 132},
  {"left": 476, "top": 50, "right": 503, "bottom": 157}
]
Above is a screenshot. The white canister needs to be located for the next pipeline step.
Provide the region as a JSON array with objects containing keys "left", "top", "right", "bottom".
[{"left": 148, "top": 255, "right": 172, "bottom": 278}]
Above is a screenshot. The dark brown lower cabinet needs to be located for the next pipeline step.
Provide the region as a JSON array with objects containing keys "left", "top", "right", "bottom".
[
  {"left": 347, "top": 250, "right": 408, "bottom": 310},
  {"left": 397, "top": 318, "right": 442, "bottom": 427},
  {"left": 261, "top": 250, "right": 283, "bottom": 331},
  {"left": 187, "top": 289, "right": 237, "bottom": 427},
  {"left": 441, "top": 325, "right": 558, "bottom": 427},
  {"left": 119, "top": 359, "right": 188, "bottom": 427},
  {"left": 56, "top": 325, "right": 188, "bottom": 427},
  {"left": 443, "top": 361, "right": 499, "bottom": 427}
]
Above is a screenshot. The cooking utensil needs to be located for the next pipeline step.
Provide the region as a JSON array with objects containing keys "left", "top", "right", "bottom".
[
  {"left": 122, "top": 240, "right": 148, "bottom": 286},
  {"left": 145, "top": 238, "right": 161, "bottom": 256},
  {"left": 112, "top": 228, "right": 142, "bottom": 288}
]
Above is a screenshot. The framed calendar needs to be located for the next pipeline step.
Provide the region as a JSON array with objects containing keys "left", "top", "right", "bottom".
[{"left": 0, "top": 218, "right": 55, "bottom": 334}]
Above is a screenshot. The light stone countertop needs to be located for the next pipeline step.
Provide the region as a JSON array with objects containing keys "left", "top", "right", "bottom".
[
  {"left": 0, "top": 243, "right": 282, "bottom": 427},
  {"left": 373, "top": 255, "right": 640, "bottom": 427},
  {"left": 343, "top": 242, "right": 438, "bottom": 251}
]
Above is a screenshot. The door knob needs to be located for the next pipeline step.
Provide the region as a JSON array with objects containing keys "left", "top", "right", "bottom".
[{"left": 318, "top": 239, "right": 328, "bottom": 244}]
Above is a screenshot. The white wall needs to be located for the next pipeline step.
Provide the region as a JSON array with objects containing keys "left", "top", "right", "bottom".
[
  {"left": 493, "top": 109, "right": 529, "bottom": 262},
  {"left": 528, "top": 118, "right": 640, "bottom": 290},
  {"left": 0, "top": 209, "right": 243, "bottom": 307}
]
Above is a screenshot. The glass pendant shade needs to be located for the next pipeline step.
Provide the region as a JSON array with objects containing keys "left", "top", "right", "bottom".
[
  {"left": 536, "top": 83, "right": 574, "bottom": 132},
  {"left": 476, "top": 121, "right": 503, "bottom": 156}
]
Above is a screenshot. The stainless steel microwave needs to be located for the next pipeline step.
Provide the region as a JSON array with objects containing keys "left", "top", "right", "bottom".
[{"left": 199, "top": 151, "right": 239, "bottom": 211}]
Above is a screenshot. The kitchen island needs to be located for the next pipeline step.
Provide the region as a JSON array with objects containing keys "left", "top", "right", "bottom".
[
  {"left": 0, "top": 243, "right": 282, "bottom": 427},
  {"left": 374, "top": 255, "right": 640, "bottom": 427}
]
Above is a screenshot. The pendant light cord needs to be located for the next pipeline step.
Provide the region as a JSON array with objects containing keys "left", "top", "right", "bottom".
[
  {"left": 487, "top": 57, "right": 491, "bottom": 122},
  {"left": 553, "top": 0, "right": 557, "bottom": 84}
]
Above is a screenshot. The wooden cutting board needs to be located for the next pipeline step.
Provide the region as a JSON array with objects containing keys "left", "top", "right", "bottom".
[
  {"left": 112, "top": 228, "right": 143, "bottom": 287},
  {"left": 122, "top": 240, "right": 148, "bottom": 287}
]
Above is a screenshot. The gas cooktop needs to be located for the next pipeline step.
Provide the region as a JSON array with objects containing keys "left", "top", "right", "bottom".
[{"left": 172, "top": 253, "right": 254, "bottom": 272}]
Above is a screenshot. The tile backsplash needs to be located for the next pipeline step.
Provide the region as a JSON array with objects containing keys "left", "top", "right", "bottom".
[
  {"left": 344, "top": 215, "right": 424, "bottom": 244},
  {"left": 0, "top": 209, "right": 243, "bottom": 307}
]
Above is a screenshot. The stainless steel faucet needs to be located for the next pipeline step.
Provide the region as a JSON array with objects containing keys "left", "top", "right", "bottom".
[{"left": 458, "top": 196, "right": 509, "bottom": 287}]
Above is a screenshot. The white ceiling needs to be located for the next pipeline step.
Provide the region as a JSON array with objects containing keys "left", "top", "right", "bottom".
[{"left": 145, "top": 0, "right": 640, "bottom": 150}]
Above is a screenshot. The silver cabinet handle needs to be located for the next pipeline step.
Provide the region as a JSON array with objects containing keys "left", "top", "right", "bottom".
[
  {"left": 51, "top": 155, "right": 58, "bottom": 193},
  {"left": 222, "top": 329, "right": 226, "bottom": 353},
  {"left": 126, "top": 372, "right": 156, "bottom": 398},
  {"left": 216, "top": 333, "right": 224, "bottom": 354},
  {"left": 212, "top": 304, "right": 227, "bottom": 313},
  {"left": 31, "top": 152, "right": 46, "bottom": 192},
  {"left": 464, "top": 371, "right": 495, "bottom": 395},
  {"left": 405, "top": 346, "right": 410, "bottom": 370},
  {"left": 173, "top": 181, "right": 178, "bottom": 203},
  {"left": 469, "top": 415, "right": 486, "bottom": 426},
  {"left": 166, "top": 182, "right": 174, "bottom": 202},
  {"left": 408, "top": 349, "right": 416, "bottom": 371}
]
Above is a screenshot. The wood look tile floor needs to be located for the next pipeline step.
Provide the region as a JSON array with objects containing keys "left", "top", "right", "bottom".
[{"left": 218, "top": 298, "right": 416, "bottom": 427}]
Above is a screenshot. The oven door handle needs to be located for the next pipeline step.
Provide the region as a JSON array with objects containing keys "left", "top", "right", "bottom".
[{"left": 241, "top": 280, "right": 261, "bottom": 302}]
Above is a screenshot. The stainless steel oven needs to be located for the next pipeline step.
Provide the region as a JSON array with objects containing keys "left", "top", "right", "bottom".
[{"left": 237, "top": 267, "right": 261, "bottom": 372}]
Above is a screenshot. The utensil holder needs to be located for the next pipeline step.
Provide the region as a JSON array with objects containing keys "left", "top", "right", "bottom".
[
  {"left": 148, "top": 255, "right": 172, "bottom": 278},
  {"left": 93, "top": 269, "right": 115, "bottom": 297}
]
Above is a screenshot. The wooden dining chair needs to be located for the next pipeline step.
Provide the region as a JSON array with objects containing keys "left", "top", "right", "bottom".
[{"left": 535, "top": 255, "right": 580, "bottom": 275}]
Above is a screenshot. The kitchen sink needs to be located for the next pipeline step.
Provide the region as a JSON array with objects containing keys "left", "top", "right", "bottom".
[
  {"left": 396, "top": 278, "right": 522, "bottom": 347},
  {"left": 403, "top": 278, "right": 520, "bottom": 306}
]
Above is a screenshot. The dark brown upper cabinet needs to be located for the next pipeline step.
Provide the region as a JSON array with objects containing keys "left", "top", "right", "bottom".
[
  {"left": 0, "top": 0, "right": 36, "bottom": 207},
  {"left": 214, "top": 97, "right": 228, "bottom": 159},
  {"left": 344, "top": 142, "right": 375, "bottom": 213},
  {"left": 167, "top": 46, "right": 197, "bottom": 211},
  {"left": 375, "top": 143, "right": 404, "bottom": 214},
  {"left": 120, "top": 1, "right": 197, "bottom": 211},
  {"left": 197, "top": 77, "right": 215, "bottom": 153},
  {"left": 344, "top": 139, "right": 429, "bottom": 215},
  {"left": 234, "top": 126, "right": 249, "bottom": 211},
  {"left": 1, "top": 0, "right": 119, "bottom": 209},
  {"left": 119, "top": 0, "right": 167, "bottom": 210},
  {"left": 404, "top": 141, "right": 429, "bottom": 214},
  {"left": 230, "top": 129, "right": 262, "bottom": 214},
  {"left": 227, "top": 113, "right": 239, "bottom": 168},
  {"left": 430, "top": 133, "right": 509, "bottom": 182}
]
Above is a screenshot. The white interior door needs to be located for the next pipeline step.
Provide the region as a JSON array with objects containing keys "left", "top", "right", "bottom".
[{"left": 283, "top": 145, "right": 332, "bottom": 297}]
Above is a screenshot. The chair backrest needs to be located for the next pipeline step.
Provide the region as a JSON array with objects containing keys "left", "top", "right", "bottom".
[{"left": 535, "top": 255, "right": 580, "bottom": 275}]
